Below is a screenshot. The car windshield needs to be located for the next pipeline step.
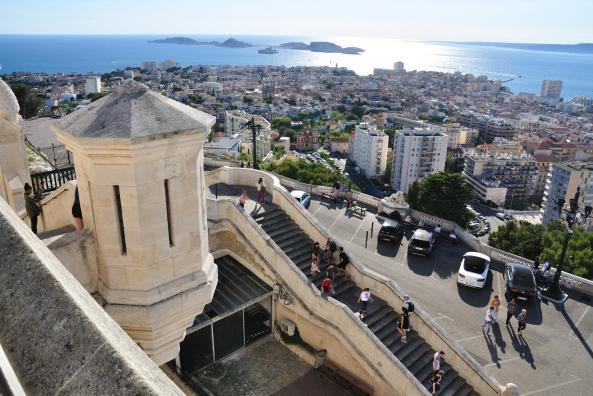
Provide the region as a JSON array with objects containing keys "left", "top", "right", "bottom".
[
  {"left": 411, "top": 239, "right": 430, "bottom": 248},
  {"left": 380, "top": 226, "right": 399, "bottom": 235},
  {"left": 464, "top": 256, "right": 487, "bottom": 273},
  {"left": 512, "top": 268, "right": 536, "bottom": 288}
]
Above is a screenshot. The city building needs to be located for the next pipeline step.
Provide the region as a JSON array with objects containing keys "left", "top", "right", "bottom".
[
  {"left": 541, "top": 161, "right": 593, "bottom": 230},
  {"left": 140, "top": 61, "right": 158, "bottom": 72},
  {"left": 84, "top": 76, "right": 101, "bottom": 95},
  {"left": 393, "top": 61, "right": 405, "bottom": 73},
  {"left": 159, "top": 59, "right": 177, "bottom": 71},
  {"left": 348, "top": 123, "right": 389, "bottom": 180},
  {"left": 391, "top": 127, "right": 448, "bottom": 193},
  {"left": 481, "top": 119, "right": 515, "bottom": 143},
  {"left": 541, "top": 80, "right": 563, "bottom": 100},
  {"left": 463, "top": 152, "right": 538, "bottom": 208},
  {"left": 442, "top": 124, "right": 478, "bottom": 149},
  {"left": 277, "top": 136, "right": 290, "bottom": 153},
  {"left": 204, "top": 136, "right": 242, "bottom": 158},
  {"left": 329, "top": 137, "right": 349, "bottom": 155},
  {"left": 295, "top": 129, "right": 319, "bottom": 150}
]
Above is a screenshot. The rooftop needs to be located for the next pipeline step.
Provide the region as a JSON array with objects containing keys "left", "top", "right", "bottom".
[{"left": 53, "top": 80, "right": 215, "bottom": 144}]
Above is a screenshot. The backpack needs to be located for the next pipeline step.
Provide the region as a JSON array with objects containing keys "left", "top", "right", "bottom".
[{"left": 406, "top": 301, "right": 415, "bottom": 313}]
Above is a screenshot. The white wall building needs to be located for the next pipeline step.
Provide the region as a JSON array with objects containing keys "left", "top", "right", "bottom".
[
  {"left": 348, "top": 123, "right": 388, "bottom": 180},
  {"left": 159, "top": 59, "right": 177, "bottom": 71},
  {"left": 391, "top": 127, "right": 448, "bottom": 193},
  {"left": 393, "top": 61, "right": 405, "bottom": 73},
  {"left": 541, "top": 161, "right": 593, "bottom": 230},
  {"left": 140, "top": 61, "right": 158, "bottom": 72},
  {"left": 84, "top": 77, "right": 101, "bottom": 96},
  {"left": 540, "top": 80, "right": 563, "bottom": 100}
]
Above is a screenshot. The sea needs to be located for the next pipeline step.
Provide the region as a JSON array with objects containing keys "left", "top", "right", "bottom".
[{"left": 1, "top": 35, "right": 592, "bottom": 100}]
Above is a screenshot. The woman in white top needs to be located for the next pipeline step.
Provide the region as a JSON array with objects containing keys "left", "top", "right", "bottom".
[{"left": 256, "top": 177, "right": 265, "bottom": 205}]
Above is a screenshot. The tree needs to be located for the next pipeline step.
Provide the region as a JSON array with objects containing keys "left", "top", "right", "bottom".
[
  {"left": 350, "top": 104, "right": 365, "bottom": 119},
  {"left": 445, "top": 155, "right": 465, "bottom": 174},
  {"left": 271, "top": 117, "right": 291, "bottom": 129},
  {"left": 10, "top": 83, "right": 43, "bottom": 119},
  {"left": 384, "top": 159, "right": 393, "bottom": 186},
  {"left": 406, "top": 172, "right": 473, "bottom": 225},
  {"left": 489, "top": 221, "right": 544, "bottom": 261},
  {"left": 540, "top": 221, "right": 593, "bottom": 279}
]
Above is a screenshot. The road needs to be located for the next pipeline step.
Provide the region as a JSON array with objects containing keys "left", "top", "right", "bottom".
[{"left": 308, "top": 197, "right": 593, "bottom": 396}]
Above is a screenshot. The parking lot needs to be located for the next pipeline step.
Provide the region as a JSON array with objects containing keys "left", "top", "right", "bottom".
[{"left": 308, "top": 197, "right": 593, "bottom": 396}]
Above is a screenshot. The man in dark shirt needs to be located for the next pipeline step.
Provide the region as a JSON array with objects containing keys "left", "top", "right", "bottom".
[
  {"left": 337, "top": 247, "right": 349, "bottom": 277},
  {"left": 24, "top": 183, "right": 41, "bottom": 234}
]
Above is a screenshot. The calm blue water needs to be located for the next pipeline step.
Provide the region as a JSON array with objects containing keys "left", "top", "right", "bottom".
[{"left": 1, "top": 35, "right": 592, "bottom": 100}]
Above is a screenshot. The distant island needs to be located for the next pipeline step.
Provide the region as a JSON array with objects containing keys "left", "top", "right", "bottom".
[
  {"left": 149, "top": 37, "right": 253, "bottom": 48},
  {"left": 258, "top": 47, "right": 278, "bottom": 55},
  {"left": 279, "top": 41, "right": 364, "bottom": 55}
]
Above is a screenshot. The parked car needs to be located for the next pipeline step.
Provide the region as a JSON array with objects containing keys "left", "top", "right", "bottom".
[
  {"left": 457, "top": 252, "right": 491, "bottom": 288},
  {"left": 407, "top": 229, "right": 436, "bottom": 257},
  {"left": 504, "top": 263, "right": 537, "bottom": 301},
  {"left": 496, "top": 212, "right": 511, "bottom": 220},
  {"left": 378, "top": 219, "right": 404, "bottom": 243},
  {"left": 290, "top": 190, "right": 311, "bottom": 209}
]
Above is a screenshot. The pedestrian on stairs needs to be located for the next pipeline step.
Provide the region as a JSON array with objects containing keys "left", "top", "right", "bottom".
[
  {"left": 430, "top": 370, "right": 445, "bottom": 394},
  {"left": 256, "top": 177, "right": 265, "bottom": 206},
  {"left": 239, "top": 190, "right": 248, "bottom": 208},
  {"left": 320, "top": 273, "right": 335, "bottom": 297},
  {"left": 517, "top": 309, "right": 528, "bottom": 336},
  {"left": 433, "top": 351, "right": 444, "bottom": 377},
  {"left": 358, "top": 288, "right": 372, "bottom": 313},
  {"left": 312, "top": 241, "right": 321, "bottom": 262},
  {"left": 396, "top": 306, "right": 410, "bottom": 343},
  {"left": 310, "top": 254, "right": 320, "bottom": 277},
  {"left": 337, "top": 247, "right": 350, "bottom": 277},
  {"left": 24, "top": 183, "right": 41, "bottom": 234}
]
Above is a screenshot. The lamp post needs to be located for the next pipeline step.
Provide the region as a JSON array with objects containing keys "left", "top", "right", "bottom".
[
  {"left": 245, "top": 117, "right": 260, "bottom": 170},
  {"left": 540, "top": 187, "right": 592, "bottom": 302}
]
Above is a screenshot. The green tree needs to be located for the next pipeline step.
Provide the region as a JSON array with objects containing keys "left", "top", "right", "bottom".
[
  {"left": 271, "top": 117, "right": 291, "bottom": 129},
  {"left": 540, "top": 221, "right": 593, "bottom": 278},
  {"left": 384, "top": 159, "right": 393, "bottom": 186},
  {"left": 445, "top": 155, "right": 465, "bottom": 173},
  {"left": 489, "top": 221, "right": 544, "bottom": 260},
  {"left": 407, "top": 172, "right": 473, "bottom": 225},
  {"left": 350, "top": 104, "right": 365, "bottom": 119},
  {"left": 10, "top": 83, "right": 43, "bottom": 119}
]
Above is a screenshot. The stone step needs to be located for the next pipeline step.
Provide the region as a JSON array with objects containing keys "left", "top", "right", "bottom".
[
  {"left": 264, "top": 221, "right": 299, "bottom": 236},
  {"left": 368, "top": 311, "right": 398, "bottom": 334},
  {"left": 252, "top": 208, "right": 283, "bottom": 221},
  {"left": 258, "top": 215, "right": 292, "bottom": 229},
  {"left": 401, "top": 343, "right": 432, "bottom": 368},
  {"left": 395, "top": 338, "right": 425, "bottom": 362},
  {"left": 440, "top": 377, "right": 468, "bottom": 396},
  {"left": 276, "top": 235, "right": 310, "bottom": 250},
  {"left": 408, "top": 353, "right": 434, "bottom": 377},
  {"left": 453, "top": 384, "right": 475, "bottom": 396},
  {"left": 283, "top": 239, "right": 313, "bottom": 255},
  {"left": 272, "top": 229, "right": 309, "bottom": 245}
]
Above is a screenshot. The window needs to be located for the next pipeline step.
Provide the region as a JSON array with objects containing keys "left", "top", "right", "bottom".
[
  {"left": 113, "top": 186, "right": 127, "bottom": 255},
  {"left": 164, "top": 180, "right": 174, "bottom": 247}
]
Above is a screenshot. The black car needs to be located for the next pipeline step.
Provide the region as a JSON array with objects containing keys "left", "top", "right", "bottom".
[
  {"left": 504, "top": 263, "right": 537, "bottom": 301},
  {"left": 378, "top": 219, "right": 404, "bottom": 243}
]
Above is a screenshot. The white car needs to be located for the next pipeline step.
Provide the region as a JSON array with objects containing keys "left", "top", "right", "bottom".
[
  {"left": 457, "top": 252, "right": 491, "bottom": 288},
  {"left": 290, "top": 190, "right": 311, "bottom": 209},
  {"left": 496, "top": 212, "right": 511, "bottom": 220}
]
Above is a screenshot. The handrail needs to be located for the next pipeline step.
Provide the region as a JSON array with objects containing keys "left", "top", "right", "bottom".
[{"left": 205, "top": 166, "right": 502, "bottom": 395}]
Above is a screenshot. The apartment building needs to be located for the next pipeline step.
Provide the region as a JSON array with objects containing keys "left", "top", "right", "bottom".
[
  {"left": 541, "top": 161, "right": 593, "bottom": 230},
  {"left": 463, "top": 152, "right": 538, "bottom": 209},
  {"left": 348, "top": 123, "right": 389, "bottom": 180},
  {"left": 391, "top": 127, "right": 448, "bottom": 193},
  {"left": 541, "top": 80, "right": 563, "bottom": 100},
  {"left": 84, "top": 76, "right": 101, "bottom": 95}
]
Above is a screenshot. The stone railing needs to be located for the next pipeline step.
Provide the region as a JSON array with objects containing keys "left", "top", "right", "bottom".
[
  {"left": 206, "top": 167, "right": 503, "bottom": 396},
  {"left": 0, "top": 196, "right": 183, "bottom": 395},
  {"left": 20, "top": 180, "right": 77, "bottom": 234}
]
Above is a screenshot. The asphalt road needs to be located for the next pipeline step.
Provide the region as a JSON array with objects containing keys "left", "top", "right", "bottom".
[{"left": 308, "top": 198, "right": 593, "bottom": 396}]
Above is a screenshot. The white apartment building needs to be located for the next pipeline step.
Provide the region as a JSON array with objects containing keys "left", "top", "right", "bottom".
[
  {"left": 541, "top": 161, "right": 593, "bottom": 230},
  {"left": 159, "top": 59, "right": 177, "bottom": 71},
  {"left": 348, "top": 123, "right": 389, "bottom": 180},
  {"left": 84, "top": 77, "right": 101, "bottom": 95},
  {"left": 391, "top": 127, "right": 448, "bottom": 193},
  {"left": 140, "top": 61, "right": 158, "bottom": 72},
  {"left": 540, "top": 80, "right": 563, "bottom": 100},
  {"left": 393, "top": 61, "right": 405, "bottom": 73}
]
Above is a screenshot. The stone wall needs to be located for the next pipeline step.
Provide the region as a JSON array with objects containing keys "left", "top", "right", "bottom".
[{"left": 0, "top": 196, "right": 183, "bottom": 395}]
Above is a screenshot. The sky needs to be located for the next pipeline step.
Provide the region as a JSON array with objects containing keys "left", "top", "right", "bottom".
[{"left": 1, "top": 0, "right": 592, "bottom": 43}]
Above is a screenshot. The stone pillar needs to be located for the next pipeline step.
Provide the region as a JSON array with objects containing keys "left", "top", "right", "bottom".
[
  {"left": 53, "top": 81, "right": 218, "bottom": 365},
  {"left": 0, "top": 78, "right": 31, "bottom": 212}
]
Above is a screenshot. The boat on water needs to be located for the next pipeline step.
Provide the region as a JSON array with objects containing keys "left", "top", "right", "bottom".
[{"left": 258, "top": 46, "right": 278, "bottom": 54}]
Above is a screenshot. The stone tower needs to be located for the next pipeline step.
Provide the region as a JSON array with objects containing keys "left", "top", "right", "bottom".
[
  {"left": 0, "top": 78, "right": 31, "bottom": 212},
  {"left": 52, "top": 80, "right": 218, "bottom": 365}
]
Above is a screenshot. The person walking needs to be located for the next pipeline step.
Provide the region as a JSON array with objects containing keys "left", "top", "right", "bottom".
[
  {"left": 403, "top": 295, "right": 415, "bottom": 315},
  {"left": 337, "top": 247, "right": 350, "bottom": 277},
  {"left": 517, "top": 309, "right": 528, "bottom": 336},
  {"left": 256, "top": 177, "right": 265, "bottom": 206},
  {"left": 433, "top": 351, "right": 444, "bottom": 376},
  {"left": 506, "top": 299, "right": 518, "bottom": 327},
  {"left": 358, "top": 288, "right": 372, "bottom": 314},
  {"left": 430, "top": 370, "right": 445, "bottom": 395},
  {"left": 239, "top": 190, "right": 248, "bottom": 208},
  {"left": 240, "top": 161, "right": 244, "bottom": 168},
  {"left": 310, "top": 254, "right": 320, "bottom": 277},
  {"left": 24, "top": 183, "right": 41, "bottom": 234},
  {"left": 482, "top": 306, "right": 496, "bottom": 335},
  {"left": 396, "top": 306, "right": 410, "bottom": 343},
  {"left": 320, "top": 273, "right": 335, "bottom": 297},
  {"left": 490, "top": 295, "right": 501, "bottom": 323},
  {"left": 312, "top": 241, "right": 321, "bottom": 262}
]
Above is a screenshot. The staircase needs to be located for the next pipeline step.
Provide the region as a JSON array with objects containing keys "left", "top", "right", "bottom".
[{"left": 253, "top": 205, "right": 478, "bottom": 396}]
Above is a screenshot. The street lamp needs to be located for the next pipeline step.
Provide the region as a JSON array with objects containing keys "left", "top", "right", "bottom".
[
  {"left": 540, "top": 187, "right": 592, "bottom": 303},
  {"left": 245, "top": 117, "right": 261, "bottom": 170}
]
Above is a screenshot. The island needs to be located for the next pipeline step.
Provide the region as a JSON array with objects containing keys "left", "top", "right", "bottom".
[
  {"left": 279, "top": 41, "right": 364, "bottom": 54},
  {"left": 149, "top": 37, "right": 253, "bottom": 48},
  {"left": 258, "top": 47, "right": 278, "bottom": 54}
]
